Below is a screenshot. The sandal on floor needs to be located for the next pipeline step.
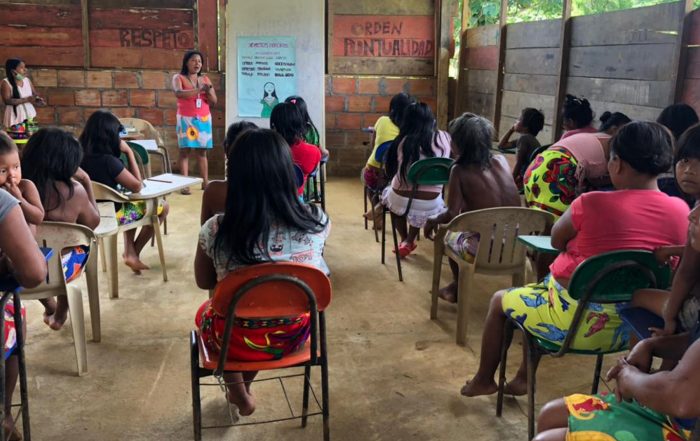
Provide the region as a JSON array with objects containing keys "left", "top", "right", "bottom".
[
  {"left": 180, "top": 187, "right": 191, "bottom": 195},
  {"left": 393, "top": 242, "right": 417, "bottom": 258}
]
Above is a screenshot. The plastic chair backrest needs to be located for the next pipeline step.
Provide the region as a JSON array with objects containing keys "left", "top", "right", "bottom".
[
  {"left": 406, "top": 157, "right": 454, "bottom": 186},
  {"left": 211, "top": 262, "right": 332, "bottom": 319},
  {"left": 293, "top": 164, "right": 304, "bottom": 188},
  {"left": 91, "top": 182, "right": 130, "bottom": 203},
  {"left": 126, "top": 141, "right": 150, "bottom": 165},
  {"left": 528, "top": 143, "right": 551, "bottom": 163},
  {"left": 374, "top": 140, "right": 393, "bottom": 164},
  {"left": 119, "top": 117, "right": 165, "bottom": 147},
  {"left": 24, "top": 222, "right": 95, "bottom": 293},
  {"left": 445, "top": 207, "right": 554, "bottom": 271},
  {"left": 567, "top": 250, "right": 671, "bottom": 303}
]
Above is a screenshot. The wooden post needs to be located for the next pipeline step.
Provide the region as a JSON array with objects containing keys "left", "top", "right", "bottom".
[
  {"left": 81, "top": 0, "right": 90, "bottom": 68},
  {"left": 672, "top": 0, "right": 694, "bottom": 103},
  {"left": 436, "top": 0, "right": 454, "bottom": 129},
  {"left": 491, "top": 0, "right": 508, "bottom": 137},
  {"left": 551, "top": 0, "right": 573, "bottom": 142}
]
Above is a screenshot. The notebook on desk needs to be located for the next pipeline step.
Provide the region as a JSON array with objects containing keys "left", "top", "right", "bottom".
[{"left": 129, "top": 139, "right": 158, "bottom": 151}]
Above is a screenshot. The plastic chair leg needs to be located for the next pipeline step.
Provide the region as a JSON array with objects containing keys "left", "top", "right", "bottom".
[
  {"left": 301, "top": 365, "right": 311, "bottom": 428},
  {"left": 591, "top": 354, "right": 604, "bottom": 394},
  {"left": 496, "top": 320, "right": 514, "bottom": 417},
  {"left": 320, "top": 164, "right": 326, "bottom": 212},
  {"left": 390, "top": 213, "right": 403, "bottom": 282},
  {"left": 152, "top": 216, "right": 168, "bottom": 282},
  {"left": 455, "top": 264, "right": 474, "bottom": 346},
  {"left": 190, "top": 331, "right": 202, "bottom": 441},
  {"left": 381, "top": 207, "right": 386, "bottom": 265},
  {"left": 363, "top": 187, "right": 368, "bottom": 230},
  {"left": 526, "top": 340, "right": 537, "bottom": 440},
  {"left": 104, "top": 234, "right": 119, "bottom": 299},
  {"left": 84, "top": 250, "right": 101, "bottom": 343},
  {"left": 430, "top": 238, "right": 444, "bottom": 320},
  {"left": 66, "top": 285, "right": 88, "bottom": 376},
  {"left": 13, "top": 294, "right": 30, "bottom": 441},
  {"left": 99, "top": 237, "right": 107, "bottom": 273}
]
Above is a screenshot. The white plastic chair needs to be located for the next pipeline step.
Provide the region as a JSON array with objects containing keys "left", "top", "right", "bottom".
[
  {"left": 431, "top": 207, "right": 555, "bottom": 345},
  {"left": 119, "top": 117, "right": 172, "bottom": 175},
  {"left": 23, "top": 221, "right": 97, "bottom": 376},
  {"left": 91, "top": 182, "right": 168, "bottom": 295}
]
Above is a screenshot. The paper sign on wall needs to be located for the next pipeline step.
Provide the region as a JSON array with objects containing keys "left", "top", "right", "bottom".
[{"left": 237, "top": 36, "right": 297, "bottom": 118}]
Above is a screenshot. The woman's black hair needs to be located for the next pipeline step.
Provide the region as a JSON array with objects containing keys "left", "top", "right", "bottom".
[
  {"left": 5, "top": 58, "right": 22, "bottom": 119},
  {"left": 520, "top": 108, "right": 544, "bottom": 136},
  {"left": 0, "top": 132, "right": 18, "bottom": 156},
  {"left": 223, "top": 121, "right": 258, "bottom": 157},
  {"left": 180, "top": 50, "right": 204, "bottom": 76},
  {"left": 262, "top": 82, "right": 278, "bottom": 100},
  {"left": 21, "top": 128, "right": 83, "bottom": 212},
  {"left": 285, "top": 95, "right": 319, "bottom": 145},
  {"left": 562, "top": 94, "right": 594, "bottom": 129},
  {"left": 675, "top": 122, "right": 700, "bottom": 164},
  {"left": 657, "top": 104, "right": 699, "bottom": 141},
  {"left": 385, "top": 102, "right": 444, "bottom": 184},
  {"left": 213, "top": 128, "right": 326, "bottom": 265},
  {"left": 270, "top": 102, "right": 305, "bottom": 146},
  {"left": 610, "top": 121, "right": 673, "bottom": 176},
  {"left": 79, "top": 110, "right": 122, "bottom": 157},
  {"left": 388, "top": 92, "right": 415, "bottom": 127},
  {"left": 599, "top": 111, "right": 631, "bottom": 133},
  {"left": 448, "top": 112, "right": 493, "bottom": 169}
]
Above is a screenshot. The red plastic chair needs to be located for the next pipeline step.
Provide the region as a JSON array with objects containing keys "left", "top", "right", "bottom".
[{"left": 190, "top": 262, "right": 332, "bottom": 440}]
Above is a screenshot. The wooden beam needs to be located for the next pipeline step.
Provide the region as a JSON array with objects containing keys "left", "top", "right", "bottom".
[
  {"left": 672, "top": 0, "right": 694, "bottom": 103},
  {"left": 491, "top": 0, "right": 507, "bottom": 135},
  {"left": 81, "top": 0, "right": 90, "bottom": 68},
  {"left": 551, "top": 0, "right": 573, "bottom": 142},
  {"left": 197, "top": 0, "right": 218, "bottom": 71},
  {"left": 454, "top": 28, "right": 468, "bottom": 116},
  {"left": 436, "top": 0, "right": 453, "bottom": 129}
]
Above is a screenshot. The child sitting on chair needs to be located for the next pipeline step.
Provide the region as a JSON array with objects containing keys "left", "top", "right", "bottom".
[
  {"left": 382, "top": 102, "right": 452, "bottom": 258},
  {"left": 631, "top": 123, "right": 700, "bottom": 350},
  {"left": 497, "top": 108, "right": 544, "bottom": 189},
  {"left": 22, "top": 128, "right": 100, "bottom": 330},
  {"left": 423, "top": 113, "right": 521, "bottom": 303},
  {"left": 194, "top": 128, "right": 330, "bottom": 417},
  {"left": 285, "top": 95, "right": 329, "bottom": 158},
  {"left": 200, "top": 121, "right": 257, "bottom": 224},
  {"left": 79, "top": 110, "right": 169, "bottom": 274},
  {"left": 0, "top": 133, "right": 43, "bottom": 232}
]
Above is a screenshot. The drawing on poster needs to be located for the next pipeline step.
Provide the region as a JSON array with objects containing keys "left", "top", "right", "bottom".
[{"left": 237, "top": 36, "right": 296, "bottom": 118}]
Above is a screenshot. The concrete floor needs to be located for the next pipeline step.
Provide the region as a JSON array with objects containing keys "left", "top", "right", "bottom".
[{"left": 22, "top": 178, "right": 614, "bottom": 440}]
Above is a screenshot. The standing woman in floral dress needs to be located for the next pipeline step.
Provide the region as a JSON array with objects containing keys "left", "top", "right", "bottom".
[{"left": 172, "top": 50, "right": 217, "bottom": 194}]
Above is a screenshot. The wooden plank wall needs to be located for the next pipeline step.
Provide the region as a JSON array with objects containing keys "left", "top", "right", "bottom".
[
  {"left": 457, "top": 1, "right": 693, "bottom": 143},
  {"left": 500, "top": 19, "right": 560, "bottom": 142},
  {"left": 566, "top": 2, "right": 681, "bottom": 126},
  {"left": 457, "top": 25, "right": 498, "bottom": 122}
]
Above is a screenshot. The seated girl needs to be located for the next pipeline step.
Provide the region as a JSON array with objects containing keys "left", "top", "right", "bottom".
[
  {"left": 382, "top": 102, "right": 452, "bottom": 258},
  {"left": 559, "top": 94, "right": 596, "bottom": 140},
  {"left": 534, "top": 204, "right": 700, "bottom": 441},
  {"left": 497, "top": 107, "right": 544, "bottom": 189},
  {"left": 22, "top": 128, "right": 100, "bottom": 330},
  {"left": 598, "top": 111, "right": 631, "bottom": 136},
  {"left": 0, "top": 133, "right": 43, "bottom": 231},
  {"left": 657, "top": 103, "right": 699, "bottom": 200},
  {"left": 79, "top": 110, "right": 169, "bottom": 274},
  {"left": 424, "top": 113, "right": 520, "bottom": 303},
  {"left": 362, "top": 93, "right": 414, "bottom": 228},
  {"left": 461, "top": 121, "right": 690, "bottom": 398},
  {"left": 200, "top": 121, "right": 257, "bottom": 224},
  {"left": 194, "top": 128, "right": 330, "bottom": 416},
  {"left": 269, "top": 103, "right": 321, "bottom": 196},
  {"left": 285, "top": 95, "right": 329, "bottom": 158},
  {"left": 0, "top": 188, "right": 47, "bottom": 439},
  {"left": 631, "top": 123, "right": 700, "bottom": 347}
]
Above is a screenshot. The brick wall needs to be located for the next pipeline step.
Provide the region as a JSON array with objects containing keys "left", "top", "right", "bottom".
[
  {"left": 0, "top": 67, "right": 227, "bottom": 176},
  {"left": 325, "top": 74, "right": 438, "bottom": 176}
]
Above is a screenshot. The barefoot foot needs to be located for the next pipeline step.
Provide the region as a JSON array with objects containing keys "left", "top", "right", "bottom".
[
  {"left": 438, "top": 282, "right": 458, "bottom": 303},
  {"left": 123, "top": 255, "right": 150, "bottom": 274},
  {"left": 460, "top": 377, "right": 498, "bottom": 397},
  {"left": 226, "top": 390, "right": 256, "bottom": 416},
  {"left": 503, "top": 377, "right": 528, "bottom": 396},
  {"left": 48, "top": 308, "right": 68, "bottom": 331},
  {"left": 41, "top": 298, "right": 57, "bottom": 327}
]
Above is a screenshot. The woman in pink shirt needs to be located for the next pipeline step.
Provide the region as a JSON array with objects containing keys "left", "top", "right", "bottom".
[
  {"left": 381, "top": 102, "right": 451, "bottom": 257},
  {"left": 172, "top": 50, "right": 217, "bottom": 194},
  {"left": 461, "top": 121, "right": 690, "bottom": 398}
]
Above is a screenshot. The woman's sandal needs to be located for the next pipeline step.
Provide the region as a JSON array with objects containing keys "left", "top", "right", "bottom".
[
  {"left": 393, "top": 242, "right": 417, "bottom": 258},
  {"left": 180, "top": 187, "right": 191, "bottom": 195}
]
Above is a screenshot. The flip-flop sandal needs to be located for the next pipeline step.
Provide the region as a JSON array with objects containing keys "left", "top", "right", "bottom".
[
  {"left": 180, "top": 188, "right": 191, "bottom": 195},
  {"left": 393, "top": 242, "right": 417, "bottom": 258}
]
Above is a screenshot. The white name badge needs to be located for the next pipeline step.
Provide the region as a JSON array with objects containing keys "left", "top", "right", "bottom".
[{"left": 195, "top": 98, "right": 202, "bottom": 109}]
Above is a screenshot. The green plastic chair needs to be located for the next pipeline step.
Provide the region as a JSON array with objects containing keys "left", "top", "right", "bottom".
[
  {"left": 381, "top": 157, "right": 454, "bottom": 281},
  {"left": 495, "top": 250, "right": 671, "bottom": 440}
]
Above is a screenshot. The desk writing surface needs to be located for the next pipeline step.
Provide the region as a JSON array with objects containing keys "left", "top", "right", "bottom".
[
  {"left": 130, "top": 139, "right": 158, "bottom": 151},
  {"left": 128, "top": 173, "right": 202, "bottom": 200},
  {"left": 517, "top": 235, "right": 559, "bottom": 254}
]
